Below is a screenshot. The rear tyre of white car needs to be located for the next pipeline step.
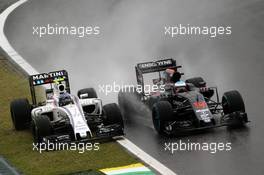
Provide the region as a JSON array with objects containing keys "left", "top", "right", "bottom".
[
  {"left": 32, "top": 115, "right": 53, "bottom": 143},
  {"left": 10, "top": 98, "right": 31, "bottom": 130},
  {"left": 77, "top": 88, "right": 98, "bottom": 98},
  {"left": 103, "top": 103, "right": 124, "bottom": 128}
]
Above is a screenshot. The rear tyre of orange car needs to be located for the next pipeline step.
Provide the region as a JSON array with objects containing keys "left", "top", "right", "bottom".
[{"left": 152, "top": 101, "right": 173, "bottom": 135}]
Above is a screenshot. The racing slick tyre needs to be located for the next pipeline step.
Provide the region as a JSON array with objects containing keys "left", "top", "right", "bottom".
[
  {"left": 10, "top": 98, "right": 31, "bottom": 130},
  {"left": 77, "top": 88, "right": 98, "bottom": 98},
  {"left": 103, "top": 103, "right": 124, "bottom": 128},
  {"left": 186, "top": 77, "right": 206, "bottom": 88},
  {"left": 222, "top": 90, "right": 247, "bottom": 126},
  {"left": 147, "top": 96, "right": 159, "bottom": 109},
  {"left": 32, "top": 115, "right": 53, "bottom": 143},
  {"left": 222, "top": 90, "right": 245, "bottom": 114},
  {"left": 152, "top": 101, "right": 173, "bottom": 135}
]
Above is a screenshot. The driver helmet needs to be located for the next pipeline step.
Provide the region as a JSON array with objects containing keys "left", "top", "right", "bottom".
[
  {"left": 58, "top": 93, "right": 73, "bottom": 106},
  {"left": 174, "top": 80, "right": 187, "bottom": 93},
  {"left": 175, "top": 80, "right": 186, "bottom": 87},
  {"left": 163, "top": 68, "right": 182, "bottom": 83}
]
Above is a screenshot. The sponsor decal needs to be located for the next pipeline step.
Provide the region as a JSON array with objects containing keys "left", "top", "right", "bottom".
[
  {"left": 31, "top": 71, "right": 66, "bottom": 85},
  {"left": 32, "top": 71, "right": 65, "bottom": 81},
  {"left": 195, "top": 108, "right": 210, "bottom": 122},
  {"left": 196, "top": 109, "right": 209, "bottom": 113},
  {"left": 138, "top": 59, "right": 173, "bottom": 69},
  {"left": 193, "top": 101, "right": 207, "bottom": 109}
]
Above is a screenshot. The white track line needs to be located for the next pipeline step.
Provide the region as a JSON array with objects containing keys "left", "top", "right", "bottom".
[
  {"left": 0, "top": 0, "right": 38, "bottom": 75},
  {"left": 0, "top": 1, "right": 177, "bottom": 175},
  {"left": 0, "top": 157, "right": 20, "bottom": 175},
  {"left": 117, "top": 138, "right": 177, "bottom": 175}
]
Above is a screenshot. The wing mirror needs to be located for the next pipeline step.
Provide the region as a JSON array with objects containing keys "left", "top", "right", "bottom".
[
  {"left": 80, "top": 93, "right": 89, "bottom": 99},
  {"left": 199, "top": 82, "right": 206, "bottom": 87}
]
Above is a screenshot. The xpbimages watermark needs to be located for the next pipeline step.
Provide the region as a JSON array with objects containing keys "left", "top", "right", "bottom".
[
  {"left": 32, "top": 24, "right": 100, "bottom": 38},
  {"left": 164, "top": 24, "right": 232, "bottom": 38},
  {"left": 164, "top": 140, "right": 232, "bottom": 154},
  {"left": 32, "top": 141, "right": 100, "bottom": 153},
  {"left": 98, "top": 82, "right": 165, "bottom": 96}
]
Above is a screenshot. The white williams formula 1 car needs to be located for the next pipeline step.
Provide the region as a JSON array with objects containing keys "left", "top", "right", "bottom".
[{"left": 10, "top": 70, "right": 124, "bottom": 143}]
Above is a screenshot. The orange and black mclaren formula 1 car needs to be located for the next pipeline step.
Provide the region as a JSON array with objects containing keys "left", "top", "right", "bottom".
[{"left": 119, "top": 58, "right": 249, "bottom": 135}]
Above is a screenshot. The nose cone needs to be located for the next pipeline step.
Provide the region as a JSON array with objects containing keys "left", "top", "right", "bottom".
[{"left": 79, "top": 132, "right": 87, "bottom": 138}]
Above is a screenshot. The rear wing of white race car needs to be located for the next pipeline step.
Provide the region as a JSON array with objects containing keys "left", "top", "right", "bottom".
[{"left": 29, "top": 70, "right": 71, "bottom": 105}]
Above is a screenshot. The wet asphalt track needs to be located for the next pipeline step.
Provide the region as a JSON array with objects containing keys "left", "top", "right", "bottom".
[{"left": 4, "top": 0, "right": 264, "bottom": 174}]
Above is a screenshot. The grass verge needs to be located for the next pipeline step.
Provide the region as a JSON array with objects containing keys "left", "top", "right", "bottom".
[{"left": 0, "top": 54, "right": 139, "bottom": 175}]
